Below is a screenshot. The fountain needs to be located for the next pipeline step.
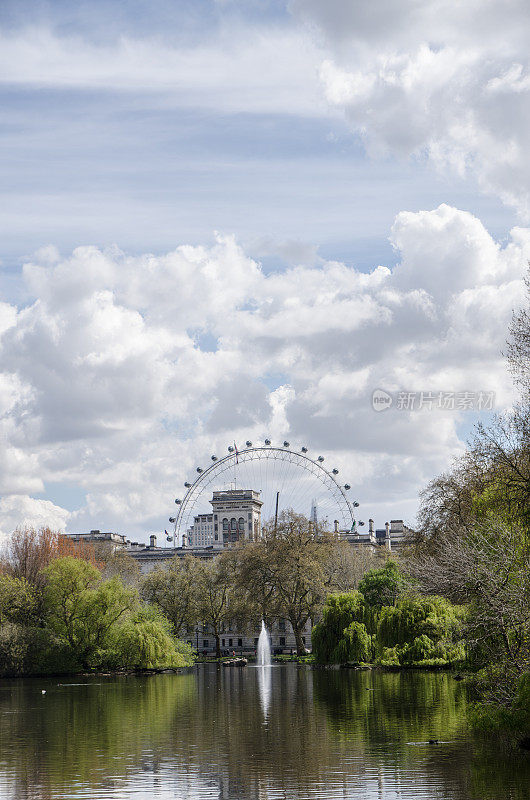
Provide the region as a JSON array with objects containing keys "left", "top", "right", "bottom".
[
  {"left": 257, "top": 620, "right": 272, "bottom": 718},
  {"left": 257, "top": 620, "right": 271, "bottom": 666}
]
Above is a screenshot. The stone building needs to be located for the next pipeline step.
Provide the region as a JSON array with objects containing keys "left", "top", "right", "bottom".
[
  {"left": 186, "top": 618, "right": 312, "bottom": 656},
  {"left": 186, "top": 488, "right": 263, "bottom": 549},
  {"left": 62, "top": 530, "right": 144, "bottom": 551}
]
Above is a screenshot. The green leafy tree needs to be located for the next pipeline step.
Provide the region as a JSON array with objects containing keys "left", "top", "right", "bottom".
[
  {"left": 113, "top": 607, "right": 195, "bottom": 669},
  {"left": 43, "top": 557, "right": 136, "bottom": 669},
  {"left": 0, "top": 574, "right": 36, "bottom": 625},
  {"left": 358, "top": 561, "right": 404, "bottom": 608},
  {"left": 140, "top": 555, "right": 201, "bottom": 636},
  {"left": 312, "top": 592, "right": 365, "bottom": 663}
]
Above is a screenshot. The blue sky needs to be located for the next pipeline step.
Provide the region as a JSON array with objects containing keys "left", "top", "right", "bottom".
[{"left": 1, "top": 0, "right": 529, "bottom": 539}]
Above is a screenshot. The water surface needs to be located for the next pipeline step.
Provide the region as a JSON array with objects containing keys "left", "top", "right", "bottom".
[{"left": 0, "top": 665, "right": 528, "bottom": 799}]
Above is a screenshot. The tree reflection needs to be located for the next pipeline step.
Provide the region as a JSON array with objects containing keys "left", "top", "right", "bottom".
[{"left": 0, "top": 667, "right": 528, "bottom": 800}]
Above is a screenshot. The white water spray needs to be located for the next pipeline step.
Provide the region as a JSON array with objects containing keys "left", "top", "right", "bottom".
[{"left": 257, "top": 620, "right": 271, "bottom": 666}]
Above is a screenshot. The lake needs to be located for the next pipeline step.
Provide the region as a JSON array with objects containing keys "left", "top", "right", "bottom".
[{"left": 0, "top": 664, "right": 528, "bottom": 799}]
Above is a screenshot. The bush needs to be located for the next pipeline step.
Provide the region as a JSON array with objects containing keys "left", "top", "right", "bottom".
[{"left": 0, "top": 623, "right": 79, "bottom": 676}]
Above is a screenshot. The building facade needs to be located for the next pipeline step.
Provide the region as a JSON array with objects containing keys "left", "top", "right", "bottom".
[
  {"left": 185, "top": 618, "right": 312, "bottom": 656},
  {"left": 185, "top": 488, "right": 263, "bottom": 549}
]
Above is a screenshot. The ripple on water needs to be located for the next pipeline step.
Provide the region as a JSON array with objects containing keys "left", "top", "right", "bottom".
[{"left": 0, "top": 666, "right": 528, "bottom": 799}]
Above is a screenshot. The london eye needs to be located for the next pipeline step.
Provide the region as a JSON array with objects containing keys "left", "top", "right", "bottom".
[{"left": 168, "top": 441, "right": 360, "bottom": 546}]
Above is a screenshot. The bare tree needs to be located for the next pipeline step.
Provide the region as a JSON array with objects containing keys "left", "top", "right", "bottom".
[{"left": 411, "top": 517, "right": 530, "bottom": 699}]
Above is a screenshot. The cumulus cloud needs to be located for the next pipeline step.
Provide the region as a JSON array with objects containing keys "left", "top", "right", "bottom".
[
  {"left": 1, "top": 205, "right": 528, "bottom": 537},
  {"left": 291, "top": 0, "right": 530, "bottom": 217},
  {"left": 0, "top": 496, "right": 69, "bottom": 541}
]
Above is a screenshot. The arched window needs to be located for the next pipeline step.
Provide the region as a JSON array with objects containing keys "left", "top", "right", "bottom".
[
  {"left": 222, "top": 518, "right": 229, "bottom": 531},
  {"left": 231, "top": 518, "right": 237, "bottom": 530},
  {"left": 238, "top": 517, "right": 245, "bottom": 531}
]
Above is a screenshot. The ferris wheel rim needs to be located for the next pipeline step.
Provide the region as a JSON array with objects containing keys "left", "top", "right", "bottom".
[{"left": 171, "top": 444, "right": 356, "bottom": 544}]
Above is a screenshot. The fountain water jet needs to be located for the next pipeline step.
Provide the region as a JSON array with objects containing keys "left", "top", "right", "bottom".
[{"left": 257, "top": 620, "right": 271, "bottom": 666}]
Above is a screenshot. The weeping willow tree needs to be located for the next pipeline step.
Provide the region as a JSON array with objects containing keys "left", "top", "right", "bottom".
[
  {"left": 312, "top": 563, "right": 465, "bottom": 667},
  {"left": 312, "top": 592, "right": 372, "bottom": 663}
]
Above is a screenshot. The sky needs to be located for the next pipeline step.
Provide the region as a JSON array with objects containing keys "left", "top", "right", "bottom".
[{"left": 1, "top": 0, "right": 529, "bottom": 541}]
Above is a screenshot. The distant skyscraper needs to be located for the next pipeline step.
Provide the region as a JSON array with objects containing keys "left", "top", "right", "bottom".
[{"left": 310, "top": 499, "right": 318, "bottom": 526}]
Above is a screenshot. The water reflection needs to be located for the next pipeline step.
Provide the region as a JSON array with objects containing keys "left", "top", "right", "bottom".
[
  {"left": 0, "top": 666, "right": 528, "bottom": 800},
  {"left": 257, "top": 665, "right": 272, "bottom": 718}
]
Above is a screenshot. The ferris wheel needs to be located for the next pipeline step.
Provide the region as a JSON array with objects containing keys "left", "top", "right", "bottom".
[{"left": 167, "top": 440, "right": 362, "bottom": 547}]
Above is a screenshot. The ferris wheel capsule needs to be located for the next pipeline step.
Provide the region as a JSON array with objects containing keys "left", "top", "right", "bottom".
[
  {"left": 301, "top": 446, "right": 308, "bottom": 453},
  {"left": 196, "top": 467, "right": 203, "bottom": 473},
  {"left": 358, "top": 520, "right": 365, "bottom": 526},
  {"left": 228, "top": 446, "right": 234, "bottom": 452},
  {"left": 169, "top": 517, "right": 176, "bottom": 523},
  {"left": 264, "top": 439, "right": 271, "bottom": 445},
  {"left": 184, "top": 481, "right": 191, "bottom": 488},
  {"left": 211, "top": 455, "right": 217, "bottom": 461},
  {"left": 344, "top": 484, "right": 351, "bottom": 490},
  {"left": 283, "top": 441, "right": 290, "bottom": 447},
  {"left": 175, "top": 498, "right": 181, "bottom": 504},
  {"left": 317, "top": 456, "right": 324, "bottom": 462},
  {"left": 353, "top": 501, "right": 359, "bottom": 507},
  {"left": 332, "top": 468, "right": 339, "bottom": 475}
]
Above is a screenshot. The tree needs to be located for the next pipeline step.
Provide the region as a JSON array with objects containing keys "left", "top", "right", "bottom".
[
  {"left": 236, "top": 511, "right": 333, "bottom": 655},
  {"left": 507, "top": 264, "right": 530, "bottom": 397},
  {"left": 1, "top": 527, "right": 101, "bottom": 589},
  {"left": 112, "top": 606, "right": 195, "bottom": 669},
  {"left": 100, "top": 549, "right": 140, "bottom": 586},
  {"left": 358, "top": 561, "right": 404, "bottom": 608},
  {"left": 311, "top": 592, "right": 366, "bottom": 663},
  {"left": 0, "top": 574, "right": 36, "bottom": 625},
  {"left": 322, "top": 539, "right": 374, "bottom": 592},
  {"left": 140, "top": 556, "right": 201, "bottom": 636},
  {"left": 195, "top": 554, "right": 236, "bottom": 658},
  {"left": 411, "top": 518, "right": 530, "bottom": 680},
  {"left": 43, "top": 557, "right": 136, "bottom": 669}
]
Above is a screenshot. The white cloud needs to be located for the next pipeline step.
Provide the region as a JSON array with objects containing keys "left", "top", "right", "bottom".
[
  {"left": 292, "top": 0, "right": 530, "bottom": 217},
  {"left": 0, "top": 496, "right": 69, "bottom": 541},
  {"left": 0, "top": 25, "right": 327, "bottom": 117},
  {"left": 0, "top": 206, "right": 527, "bottom": 537}
]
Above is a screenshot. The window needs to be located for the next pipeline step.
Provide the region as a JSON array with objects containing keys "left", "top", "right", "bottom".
[
  {"left": 238, "top": 638, "right": 242, "bottom": 647},
  {"left": 228, "top": 638, "right": 233, "bottom": 647},
  {"left": 254, "top": 638, "right": 258, "bottom": 647},
  {"left": 278, "top": 619, "right": 286, "bottom": 632},
  {"left": 222, "top": 639, "right": 225, "bottom": 647},
  {"left": 238, "top": 517, "right": 245, "bottom": 531},
  {"left": 302, "top": 637, "right": 306, "bottom": 644},
  {"left": 231, "top": 518, "right": 237, "bottom": 530},
  {"left": 279, "top": 637, "right": 286, "bottom": 647},
  {"left": 203, "top": 640, "right": 209, "bottom": 649},
  {"left": 222, "top": 518, "right": 229, "bottom": 531}
]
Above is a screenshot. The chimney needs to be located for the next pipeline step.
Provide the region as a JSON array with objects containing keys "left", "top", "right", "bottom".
[
  {"left": 334, "top": 520, "right": 339, "bottom": 534},
  {"left": 149, "top": 534, "right": 156, "bottom": 548},
  {"left": 385, "top": 522, "right": 391, "bottom": 551}
]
